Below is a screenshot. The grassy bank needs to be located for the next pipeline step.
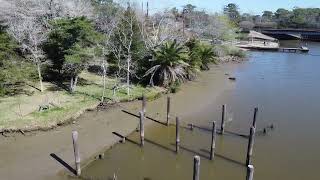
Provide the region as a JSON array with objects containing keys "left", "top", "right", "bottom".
[
  {"left": 0, "top": 71, "right": 165, "bottom": 132},
  {"left": 0, "top": 44, "right": 245, "bottom": 133}
]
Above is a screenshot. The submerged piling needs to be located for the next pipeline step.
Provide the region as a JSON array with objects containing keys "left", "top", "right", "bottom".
[
  {"left": 252, "top": 108, "right": 258, "bottom": 128},
  {"left": 72, "top": 131, "right": 81, "bottom": 176},
  {"left": 210, "top": 121, "right": 216, "bottom": 160},
  {"left": 176, "top": 117, "right": 180, "bottom": 153},
  {"left": 221, "top": 104, "right": 226, "bottom": 134},
  {"left": 246, "top": 127, "right": 256, "bottom": 166},
  {"left": 193, "top": 156, "right": 200, "bottom": 180},
  {"left": 139, "top": 111, "right": 145, "bottom": 146},
  {"left": 246, "top": 165, "right": 254, "bottom": 180},
  {"left": 167, "top": 96, "right": 171, "bottom": 126}
]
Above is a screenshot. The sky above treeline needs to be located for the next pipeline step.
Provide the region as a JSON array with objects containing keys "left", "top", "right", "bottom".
[{"left": 145, "top": 0, "right": 320, "bottom": 14}]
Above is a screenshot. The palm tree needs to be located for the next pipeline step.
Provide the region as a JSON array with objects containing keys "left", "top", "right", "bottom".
[
  {"left": 185, "top": 52, "right": 202, "bottom": 80},
  {"left": 185, "top": 39, "right": 202, "bottom": 80},
  {"left": 184, "top": 39, "right": 216, "bottom": 80},
  {"left": 197, "top": 44, "right": 217, "bottom": 70},
  {"left": 144, "top": 40, "right": 189, "bottom": 87}
]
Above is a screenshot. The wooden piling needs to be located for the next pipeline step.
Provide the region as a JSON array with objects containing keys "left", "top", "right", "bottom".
[
  {"left": 176, "top": 117, "right": 180, "bottom": 153},
  {"left": 98, "top": 153, "right": 105, "bottom": 160},
  {"left": 139, "top": 111, "right": 145, "bottom": 147},
  {"left": 190, "top": 123, "right": 194, "bottom": 131},
  {"left": 270, "top": 124, "right": 274, "bottom": 129},
  {"left": 210, "top": 121, "right": 216, "bottom": 160},
  {"left": 121, "top": 137, "right": 126, "bottom": 143},
  {"left": 193, "top": 156, "right": 200, "bottom": 180},
  {"left": 246, "top": 165, "right": 254, "bottom": 180},
  {"left": 221, "top": 104, "right": 226, "bottom": 134},
  {"left": 166, "top": 96, "right": 171, "bottom": 126},
  {"left": 72, "top": 131, "right": 81, "bottom": 176},
  {"left": 142, "top": 94, "right": 146, "bottom": 113},
  {"left": 113, "top": 173, "right": 117, "bottom": 180},
  {"left": 252, "top": 108, "right": 258, "bottom": 128},
  {"left": 246, "top": 127, "right": 256, "bottom": 166}
]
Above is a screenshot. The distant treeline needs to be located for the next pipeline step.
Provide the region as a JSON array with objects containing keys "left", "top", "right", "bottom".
[{"left": 223, "top": 3, "right": 320, "bottom": 29}]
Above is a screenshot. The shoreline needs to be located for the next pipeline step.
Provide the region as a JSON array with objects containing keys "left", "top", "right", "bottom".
[
  {"left": 0, "top": 60, "right": 243, "bottom": 180},
  {"left": 0, "top": 56, "right": 245, "bottom": 135}
]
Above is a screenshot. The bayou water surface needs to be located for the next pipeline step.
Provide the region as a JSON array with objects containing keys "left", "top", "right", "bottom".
[{"left": 81, "top": 41, "right": 320, "bottom": 180}]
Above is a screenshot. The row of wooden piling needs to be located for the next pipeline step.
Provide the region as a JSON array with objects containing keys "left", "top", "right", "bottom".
[
  {"left": 71, "top": 95, "right": 259, "bottom": 179},
  {"left": 141, "top": 95, "right": 258, "bottom": 180},
  {"left": 192, "top": 156, "right": 254, "bottom": 180},
  {"left": 191, "top": 106, "right": 256, "bottom": 180}
]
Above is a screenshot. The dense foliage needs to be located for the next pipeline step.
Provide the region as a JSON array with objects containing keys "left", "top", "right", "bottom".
[
  {"left": 0, "top": 1, "right": 245, "bottom": 96},
  {"left": 44, "top": 17, "right": 102, "bottom": 92},
  {"left": 0, "top": 25, "right": 36, "bottom": 95},
  {"left": 240, "top": 7, "right": 320, "bottom": 29}
]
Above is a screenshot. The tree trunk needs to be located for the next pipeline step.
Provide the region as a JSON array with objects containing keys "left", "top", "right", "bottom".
[
  {"left": 37, "top": 62, "right": 43, "bottom": 92},
  {"left": 73, "top": 76, "right": 78, "bottom": 91},
  {"left": 126, "top": 55, "right": 131, "bottom": 96},
  {"left": 70, "top": 75, "right": 79, "bottom": 93},
  {"left": 70, "top": 76, "right": 74, "bottom": 92},
  {"left": 102, "top": 73, "right": 106, "bottom": 102},
  {"left": 101, "top": 60, "right": 107, "bottom": 102}
]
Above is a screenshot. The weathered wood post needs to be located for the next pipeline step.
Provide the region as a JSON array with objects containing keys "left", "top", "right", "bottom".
[
  {"left": 252, "top": 107, "right": 258, "bottom": 128},
  {"left": 246, "top": 127, "right": 256, "bottom": 166},
  {"left": 98, "top": 153, "right": 105, "bottom": 160},
  {"left": 142, "top": 94, "right": 146, "bottom": 114},
  {"left": 176, "top": 117, "right": 180, "bottom": 153},
  {"left": 72, "top": 131, "right": 81, "bottom": 176},
  {"left": 246, "top": 165, "right": 254, "bottom": 180},
  {"left": 210, "top": 121, "right": 216, "bottom": 160},
  {"left": 166, "top": 96, "right": 171, "bottom": 126},
  {"left": 220, "top": 104, "right": 226, "bottom": 134},
  {"left": 193, "top": 156, "right": 200, "bottom": 180},
  {"left": 139, "top": 111, "right": 145, "bottom": 147},
  {"left": 113, "top": 173, "right": 117, "bottom": 180},
  {"left": 190, "top": 123, "right": 194, "bottom": 131}
]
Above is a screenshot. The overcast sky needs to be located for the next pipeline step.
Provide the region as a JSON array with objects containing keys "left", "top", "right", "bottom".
[{"left": 145, "top": 0, "right": 320, "bottom": 14}]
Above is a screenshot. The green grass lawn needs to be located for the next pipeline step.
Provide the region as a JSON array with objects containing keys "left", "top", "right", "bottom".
[{"left": 0, "top": 71, "right": 165, "bottom": 132}]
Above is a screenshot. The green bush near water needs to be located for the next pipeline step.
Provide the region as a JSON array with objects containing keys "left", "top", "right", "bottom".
[
  {"left": 227, "top": 46, "right": 246, "bottom": 58},
  {"left": 213, "top": 45, "right": 246, "bottom": 58}
]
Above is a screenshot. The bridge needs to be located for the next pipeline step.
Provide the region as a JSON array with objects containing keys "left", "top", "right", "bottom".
[{"left": 260, "top": 29, "right": 320, "bottom": 41}]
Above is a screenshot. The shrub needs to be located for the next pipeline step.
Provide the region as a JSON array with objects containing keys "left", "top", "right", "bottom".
[
  {"left": 213, "top": 45, "right": 246, "bottom": 58},
  {"left": 226, "top": 46, "right": 246, "bottom": 58}
]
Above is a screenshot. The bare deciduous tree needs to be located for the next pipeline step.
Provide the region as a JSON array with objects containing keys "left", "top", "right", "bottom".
[
  {"left": 49, "top": 0, "right": 94, "bottom": 19},
  {"left": 139, "top": 10, "right": 185, "bottom": 50},
  {"left": 109, "top": 4, "right": 136, "bottom": 96},
  {"left": 1, "top": 0, "right": 50, "bottom": 92},
  {"left": 95, "top": 1, "right": 121, "bottom": 101},
  {"left": 203, "top": 14, "right": 237, "bottom": 41},
  {"left": 0, "top": 0, "right": 94, "bottom": 92}
]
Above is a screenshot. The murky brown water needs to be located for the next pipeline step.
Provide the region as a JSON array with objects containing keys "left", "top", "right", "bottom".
[{"left": 81, "top": 41, "right": 320, "bottom": 180}]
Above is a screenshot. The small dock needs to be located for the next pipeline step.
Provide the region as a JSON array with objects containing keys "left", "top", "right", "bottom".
[
  {"left": 236, "top": 30, "right": 310, "bottom": 53},
  {"left": 279, "top": 46, "right": 309, "bottom": 53},
  {"left": 238, "top": 45, "right": 310, "bottom": 53}
]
